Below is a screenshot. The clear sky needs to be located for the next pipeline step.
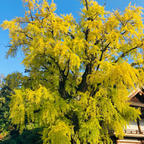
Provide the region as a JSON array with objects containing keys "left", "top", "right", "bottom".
[{"left": 0, "top": 0, "right": 144, "bottom": 77}]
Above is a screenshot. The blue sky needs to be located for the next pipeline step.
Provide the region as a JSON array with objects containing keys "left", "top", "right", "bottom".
[{"left": 0, "top": 0, "right": 144, "bottom": 76}]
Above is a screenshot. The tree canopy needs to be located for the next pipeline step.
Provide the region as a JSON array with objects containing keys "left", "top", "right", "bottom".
[
  {"left": 1, "top": 0, "right": 144, "bottom": 143},
  {"left": 0, "top": 72, "right": 23, "bottom": 137}
]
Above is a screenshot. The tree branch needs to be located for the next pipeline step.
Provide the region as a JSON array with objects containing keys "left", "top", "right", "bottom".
[
  {"left": 49, "top": 56, "right": 61, "bottom": 72},
  {"left": 131, "top": 62, "right": 140, "bottom": 67},
  {"left": 115, "top": 45, "right": 142, "bottom": 63},
  {"left": 16, "top": 30, "right": 33, "bottom": 40},
  {"left": 65, "top": 59, "right": 70, "bottom": 77},
  {"left": 96, "top": 42, "right": 110, "bottom": 71},
  {"left": 90, "top": 83, "right": 101, "bottom": 97},
  {"left": 77, "top": 62, "right": 93, "bottom": 92},
  {"left": 50, "top": 56, "right": 70, "bottom": 99},
  {"left": 89, "top": 43, "right": 110, "bottom": 96},
  {"left": 65, "top": 32, "right": 75, "bottom": 39},
  {"left": 85, "top": 0, "right": 89, "bottom": 11},
  {"left": 27, "top": 5, "right": 34, "bottom": 21}
]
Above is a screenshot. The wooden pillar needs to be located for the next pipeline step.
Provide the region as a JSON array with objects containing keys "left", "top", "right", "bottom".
[{"left": 137, "top": 118, "right": 142, "bottom": 134}]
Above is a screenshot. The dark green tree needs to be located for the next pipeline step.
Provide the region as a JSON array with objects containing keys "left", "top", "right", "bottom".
[{"left": 0, "top": 72, "right": 23, "bottom": 133}]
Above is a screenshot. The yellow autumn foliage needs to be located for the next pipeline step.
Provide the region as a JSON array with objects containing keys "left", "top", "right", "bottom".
[{"left": 1, "top": 0, "right": 144, "bottom": 143}]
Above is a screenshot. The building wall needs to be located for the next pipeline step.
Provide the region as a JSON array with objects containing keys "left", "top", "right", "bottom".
[
  {"left": 126, "top": 121, "right": 138, "bottom": 134},
  {"left": 140, "top": 119, "right": 144, "bottom": 133}
]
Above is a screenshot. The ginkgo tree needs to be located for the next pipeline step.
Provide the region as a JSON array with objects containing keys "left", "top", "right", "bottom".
[{"left": 1, "top": 0, "right": 144, "bottom": 143}]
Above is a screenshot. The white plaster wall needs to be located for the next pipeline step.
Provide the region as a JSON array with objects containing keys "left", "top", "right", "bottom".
[
  {"left": 140, "top": 119, "right": 144, "bottom": 132},
  {"left": 126, "top": 121, "right": 138, "bottom": 131}
]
